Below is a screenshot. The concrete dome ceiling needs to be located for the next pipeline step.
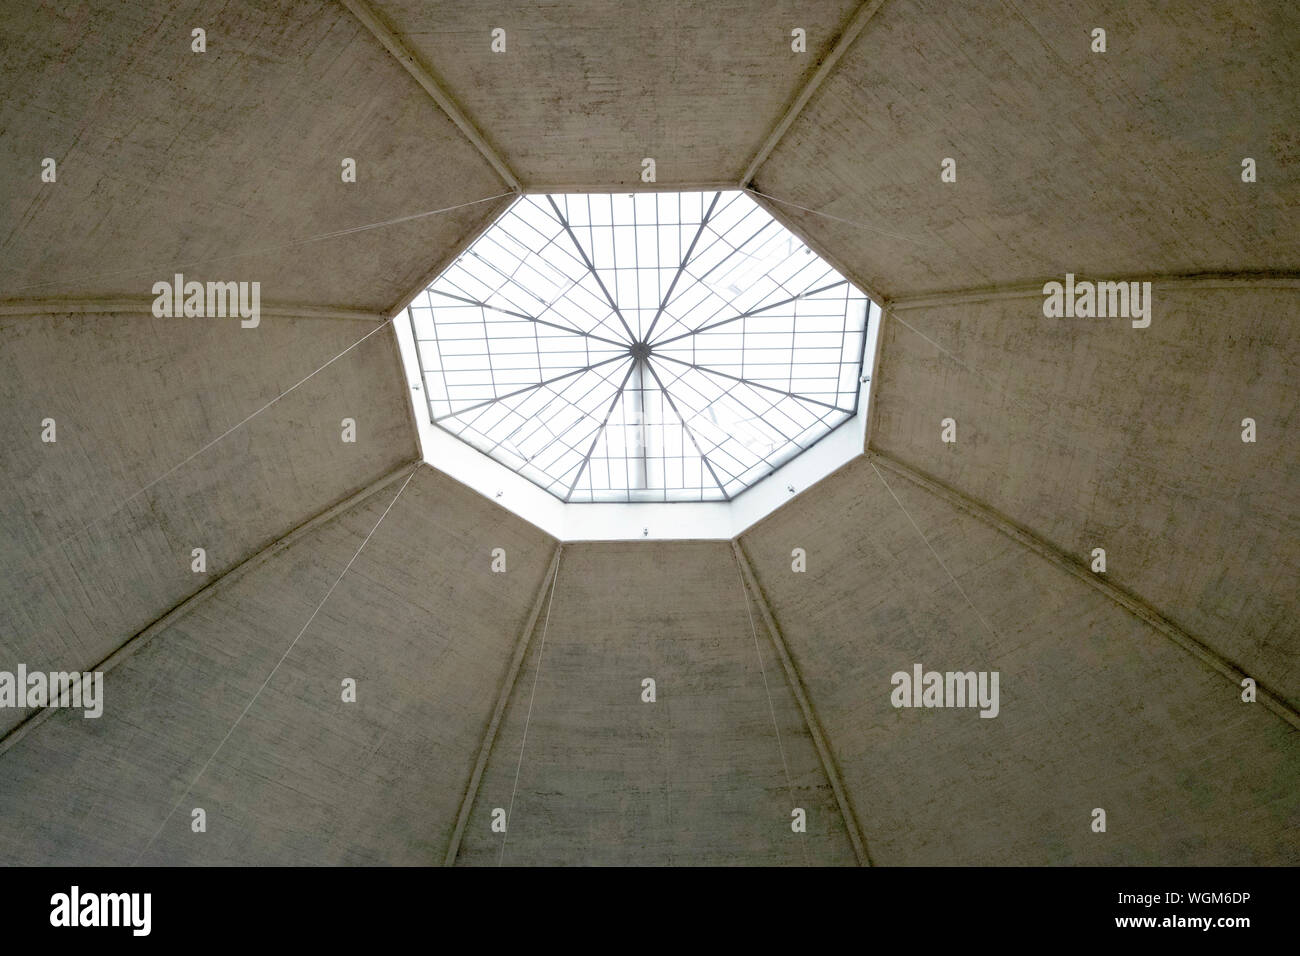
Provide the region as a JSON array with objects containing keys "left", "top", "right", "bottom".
[{"left": 0, "top": 0, "right": 1295, "bottom": 867}]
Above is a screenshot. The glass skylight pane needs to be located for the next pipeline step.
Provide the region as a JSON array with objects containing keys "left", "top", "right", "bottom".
[{"left": 409, "top": 190, "right": 868, "bottom": 503}]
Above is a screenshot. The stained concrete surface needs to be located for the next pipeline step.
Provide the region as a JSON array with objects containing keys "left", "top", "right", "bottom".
[
  {"left": 740, "top": 456, "right": 1298, "bottom": 865},
  {"left": 0, "top": 466, "right": 556, "bottom": 865},
  {"left": 754, "top": 0, "right": 1300, "bottom": 297},
  {"left": 0, "top": 311, "right": 415, "bottom": 738},
  {"left": 870, "top": 287, "right": 1299, "bottom": 708},
  {"left": 457, "top": 540, "right": 856, "bottom": 866},
  {"left": 0, "top": 0, "right": 510, "bottom": 311}
]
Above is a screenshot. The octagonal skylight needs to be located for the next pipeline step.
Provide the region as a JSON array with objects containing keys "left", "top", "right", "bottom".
[{"left": 407, "top": 191, "right": 868, "bottom": 503}]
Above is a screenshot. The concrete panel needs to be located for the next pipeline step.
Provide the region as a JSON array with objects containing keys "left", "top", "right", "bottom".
[
  {"left": 741, "top": 456, "right": 1299, "bottom": 865},
  {"left": 457, "top": 541, "right": 855, "bottom": 865},
  {"left": 369, "top": 0, "right": 862, "bottom": 187},
  {"left": 754, "top": 0, "right": 1300, "bottom": 297},
  {"left": 0, "top": 466, "right": 557, "bottom": 865},
  {"left": 0, "top": 0, "right": 509, "bottom": 311},
  {"left": 0, "top": 311, "right": 416, "bottom": 737},
  {"left": 872, "top": 287, "right": 1299, "bottom": 707}
]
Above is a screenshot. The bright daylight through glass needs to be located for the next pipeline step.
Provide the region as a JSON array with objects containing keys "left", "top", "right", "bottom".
[{"left": 408, "top": 190, "right": 868, "bottom": 502}]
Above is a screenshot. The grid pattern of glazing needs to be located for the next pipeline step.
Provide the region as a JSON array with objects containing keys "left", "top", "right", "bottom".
[{"left": 408, "top": 191, "right": 868, "bottom": 502}]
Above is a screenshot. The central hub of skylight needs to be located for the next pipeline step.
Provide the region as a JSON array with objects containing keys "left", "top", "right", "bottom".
[{"left": 406, "top": 190, "right": 869, "bottom": 505}]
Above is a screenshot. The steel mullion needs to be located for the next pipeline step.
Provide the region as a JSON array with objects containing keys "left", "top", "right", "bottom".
[
  {"left": 454, "top": 230, "right": 549, "bottom": 321},
  {"left": 641, "top": 191, "right": 721, "bottom": 344},
  {"left": 565, "top": 359, "right": 637, "bottom": 501},
  {"left": 653, "top": 280, "right": 847, "bottom": 347},
  {"left": 546, "top": 194, "right": 637, "bottom": 344},
  {"left": 651, "top": 353, "right": 848, "bottom": 413},
  {"left": 435, "top": 353, "right": 626, "bottom": 423},
  {"left": 644, "top": 360, "right": 730, "bottom": 501},
  {"left": 655, "top": 366, "right": 789, "bottom": 475},
  {"left": 655, "top": 233, "right": 833, "bottom": 346},
  {"left": 430, "top": 288, "right": 629, "bottom": 351},
  {"left": 528, "top": 229, "right": 627, "bottom": 337},
  {"left": 646, "top": 213, "right": 777, "bottom": 342},
  {"left": 501, "top": 356, "right": 635, "bottom": 469},
  {"left": 513, "top": 206, "right": 624, "bottom": 333},
  {"left": 419, "top": 290, "right": 458, "bottom": 419}
]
